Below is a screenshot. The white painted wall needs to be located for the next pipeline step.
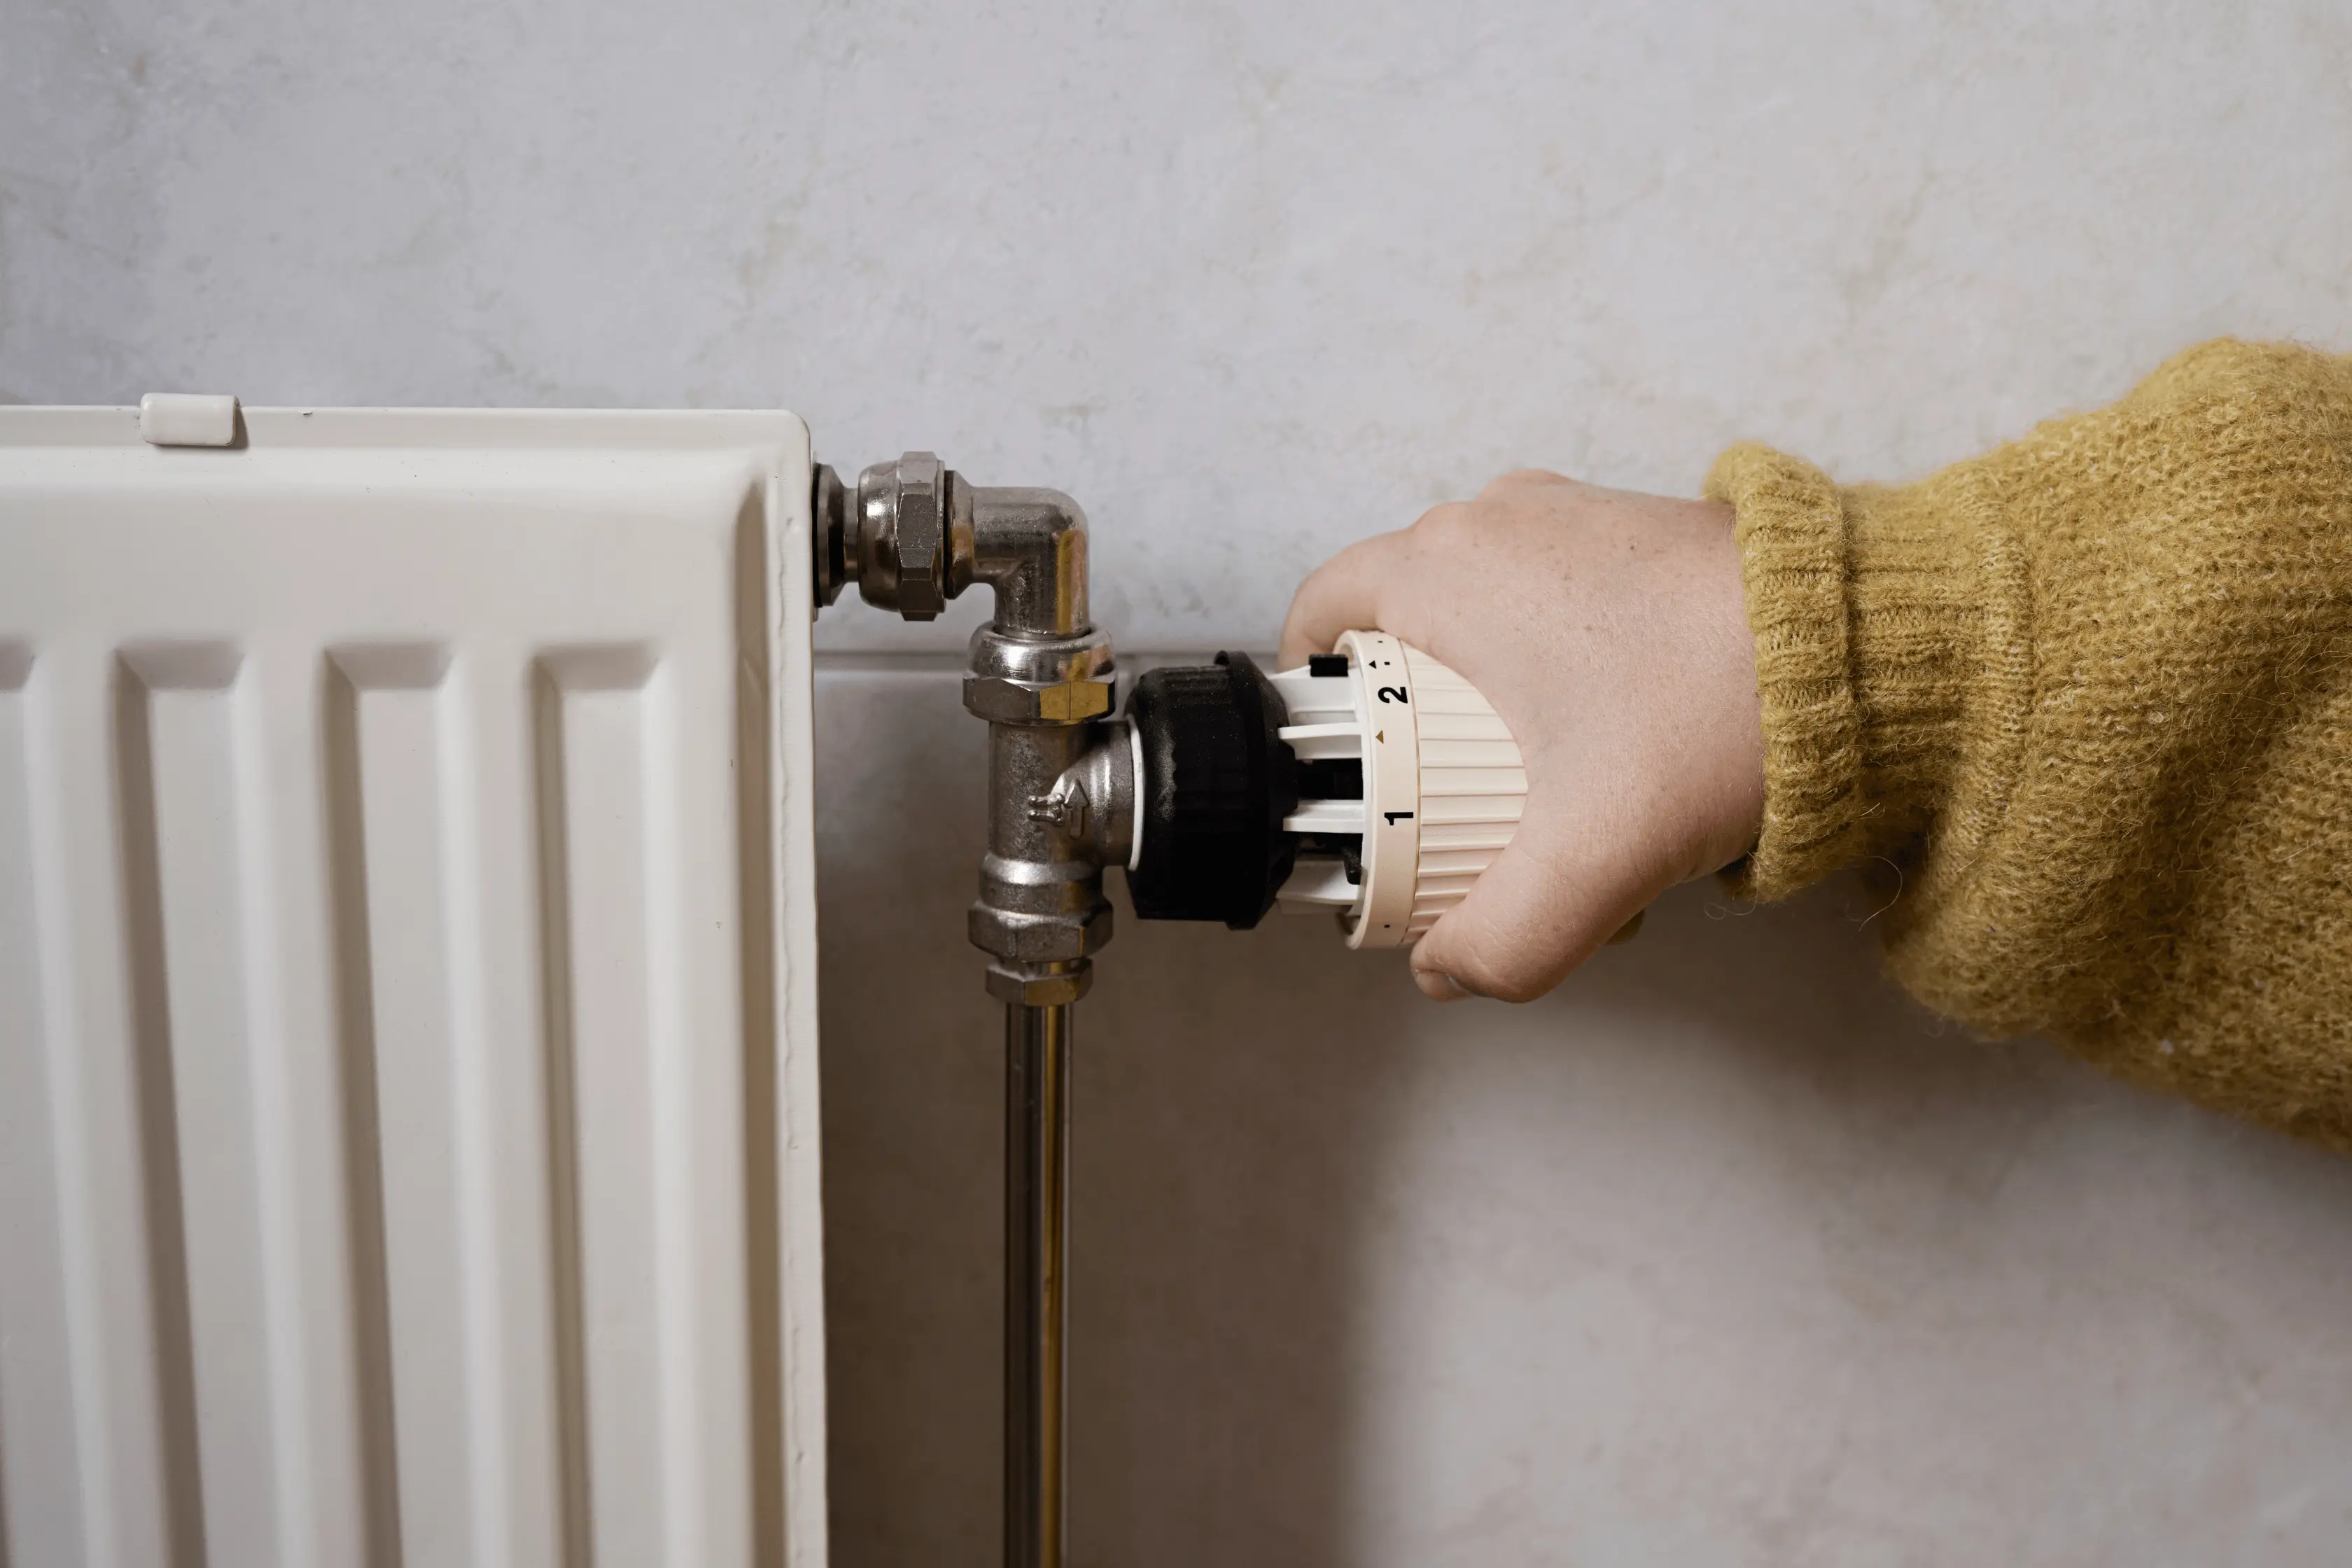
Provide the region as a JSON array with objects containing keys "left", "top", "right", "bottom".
[{"left": 11, "top": 1, "right": 2352, "bottom": 1561}]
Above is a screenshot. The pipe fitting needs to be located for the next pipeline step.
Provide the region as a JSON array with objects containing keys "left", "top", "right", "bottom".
[
  {"left": 813, "top": 463, "right": 854, "bottom": 607},
  {"left": 965, "top": 627, "right": 1117, "bottom": 722},
  {"left": 969, "top": 902, "right": 1114, "bottom": 965},
  {"left": 965, "top": 673, "right": 1116, "bottom": 725},
  {"left": 1028, "top": 722, "right": 1136, "bottom": 869},
  {"left": 970, "top": 487, "right": 1090, "bottom": 636},
  {"left": 816, "top": 453, "right": 1090, "bottom": 642},
  {"left": 850, "top": 451, "right": 976, "bottom": 620},
  {"left": 986, "top": 962, "right": 1091, "bottom": 1007},
  {"left": 813, "top": 449, "right": 1124, "bottom": 952},
  {"left": 967, "top": 624, "right": 1114, "bottom": 685}
]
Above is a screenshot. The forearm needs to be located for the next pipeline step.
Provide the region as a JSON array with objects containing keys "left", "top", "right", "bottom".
[{"left": 1709, "top": 339, "right": 2352, "bottom": 1145}]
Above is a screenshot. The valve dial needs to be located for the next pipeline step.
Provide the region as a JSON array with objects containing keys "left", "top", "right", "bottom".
[{"left": 1124, "top": 634, "right": 1527, "bottom": 948}]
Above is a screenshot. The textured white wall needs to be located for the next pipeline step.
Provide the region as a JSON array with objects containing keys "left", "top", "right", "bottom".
[{"left": 13, "top": 1, "right": 2352, "bottom": 1562}]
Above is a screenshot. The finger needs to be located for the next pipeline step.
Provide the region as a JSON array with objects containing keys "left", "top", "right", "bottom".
[
  {"left": 1406, "top": 802, "right": 1644, "bottom": 1004},
  {"left": 1276, "top": 528, "right": 1419, "bottom": 669},
  {"left": 1414, "top": 969, "right": 1478, "bottom": 1002}
]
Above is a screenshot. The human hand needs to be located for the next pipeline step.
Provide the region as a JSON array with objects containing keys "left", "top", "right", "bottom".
[{"left": 1278, "top": 471, "right": 1766, "bottom": 1002}]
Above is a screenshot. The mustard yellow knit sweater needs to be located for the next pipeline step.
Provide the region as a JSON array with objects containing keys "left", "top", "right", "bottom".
[{"left": 1707, "top": 339, "right": 2352, "bottom": 1148}]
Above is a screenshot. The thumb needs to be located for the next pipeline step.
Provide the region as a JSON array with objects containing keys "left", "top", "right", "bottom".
[{"left": 1406, "top": 802, "right": 1644, "bottom": 1003}]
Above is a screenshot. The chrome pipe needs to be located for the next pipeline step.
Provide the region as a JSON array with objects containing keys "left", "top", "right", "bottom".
[{"left": 1003, "top": 1000, "right": 1071, "bottom": 1568}]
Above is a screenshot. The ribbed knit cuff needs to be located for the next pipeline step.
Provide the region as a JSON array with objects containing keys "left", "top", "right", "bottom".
[{"left": 1707, "top": 443, "right": 1984, "bottom": 902}]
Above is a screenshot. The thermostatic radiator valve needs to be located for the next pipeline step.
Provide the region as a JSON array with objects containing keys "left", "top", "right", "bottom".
[
  {"left": 813, "top": 448, "right": 1527, "bottom": 1568},
  {"left": 1124, "top": 632, "right": 1528, "bottom": 948}
]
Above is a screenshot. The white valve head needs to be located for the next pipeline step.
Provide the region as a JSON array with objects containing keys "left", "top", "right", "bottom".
[{"left": 1269, "top": 631, "right": 1529, "bottom": 949}]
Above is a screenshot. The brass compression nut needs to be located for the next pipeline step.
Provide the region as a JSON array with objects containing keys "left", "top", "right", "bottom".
[
  {"left": 963, "top": 673, "right": 1116, "bottom": 724},
  {"left": 984, "top": 962, "right": 1094, "bottom": 1007}
]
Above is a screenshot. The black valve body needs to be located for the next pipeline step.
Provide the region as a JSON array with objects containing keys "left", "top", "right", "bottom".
[{"left": 1125, "top": 652, "right": 1300, "bottom": 929}]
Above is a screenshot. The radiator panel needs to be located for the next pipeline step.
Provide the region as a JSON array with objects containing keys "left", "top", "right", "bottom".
[{"left": 0, "top": 407, "right": 827, "bottom": 1568}]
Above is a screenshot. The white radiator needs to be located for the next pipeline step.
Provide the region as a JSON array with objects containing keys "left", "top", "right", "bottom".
[{"left": 0, "top": 402, "right": 828, "bottom": 1567}]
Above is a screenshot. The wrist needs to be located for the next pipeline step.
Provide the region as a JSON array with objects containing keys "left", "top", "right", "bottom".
[{"left": 1705, "top": 444, "right": 2004, "bottom": 899}]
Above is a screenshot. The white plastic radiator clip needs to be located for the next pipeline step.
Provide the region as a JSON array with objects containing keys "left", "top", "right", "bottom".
[{"left": 1270, "top": 630, "right": 1529, "bottom": 948}]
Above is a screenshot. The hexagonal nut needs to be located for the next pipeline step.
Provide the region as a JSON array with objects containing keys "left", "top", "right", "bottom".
[
  {"left": 888, "top": 451, "right": 947, "bottom": 620},
  {"left": 986, "top": 963, "right": 1093, "bottom": 1007},
  {"left": 968, "top": 901, "right": 1114, "bottom": 964},
  {"left": 963, "top": 673, "right": 1115, "bottom": 725}
]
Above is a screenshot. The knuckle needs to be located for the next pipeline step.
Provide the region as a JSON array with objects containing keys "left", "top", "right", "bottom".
[
  {"left": 1477, "top": 467, "right": 1568, "bottom": 501},
  {"left": 1409, "top": 500, "right": 1479, "bottom": 547}
]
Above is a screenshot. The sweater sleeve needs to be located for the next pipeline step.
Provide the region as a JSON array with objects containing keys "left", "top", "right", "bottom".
[{"left": 1704, "top": 340, "right": 2352, "bottom": 1148}]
